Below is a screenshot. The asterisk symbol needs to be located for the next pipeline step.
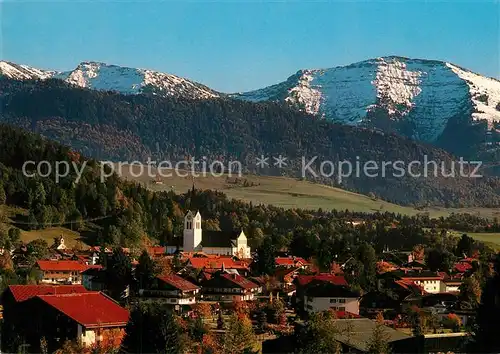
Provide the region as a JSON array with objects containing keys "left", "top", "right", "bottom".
[
  {"left": 273, "top": 155, "right": 288, "bottom": 168},
  {"left": 256, "top": 155, "right": 269, "bottom": 168}
]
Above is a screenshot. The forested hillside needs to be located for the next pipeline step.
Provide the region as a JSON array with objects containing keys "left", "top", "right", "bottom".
[
  {"left": 2, "top": 78, "right": 500, "bottom": 207},
  {"left": 1, "top": 124, "right": 500, "bottom": 264}
]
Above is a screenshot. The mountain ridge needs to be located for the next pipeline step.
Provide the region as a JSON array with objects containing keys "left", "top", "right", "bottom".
[{"left": 2, "top": 56, "right": 500, "bottom": 160}]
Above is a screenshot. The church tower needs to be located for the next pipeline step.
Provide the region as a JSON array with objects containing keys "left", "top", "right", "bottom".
[{"left": 183, "top": 211, "right": 202, "bottom": 252}]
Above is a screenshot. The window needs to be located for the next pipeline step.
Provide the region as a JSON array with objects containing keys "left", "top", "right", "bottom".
[
  {"left": 330, "top": 299, "right": 337, "bottom": 303},
  {"left": 338, "top": 307, "right": 345, "bottom": 311},
  {"left": 338, "top": 299, "right": 346, "bottom": 303}
]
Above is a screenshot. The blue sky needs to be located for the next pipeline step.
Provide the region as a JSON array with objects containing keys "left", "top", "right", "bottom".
[{"left": 1, "top": 1, "right": 499, "bottom": 92}]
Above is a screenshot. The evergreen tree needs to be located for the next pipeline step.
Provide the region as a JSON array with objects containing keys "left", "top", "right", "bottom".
[
  {"left": 135, "top": 250, "right": 157, "bottom": 291},
  {"left": 123, "top": 301, "right": 188, "bottom": 353},
  {"left": 106, "top": 248, "right": 132, "bottom": 301},
  {"left": 254, "top": 236, "right": 276, "bottom": 276},
  {"left": 471, "top": 253, "right": 500, "bottom": 352}
]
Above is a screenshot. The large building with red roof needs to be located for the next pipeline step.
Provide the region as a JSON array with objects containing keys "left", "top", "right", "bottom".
[
  {"left": 36, "top": 260, "right": 89, "bottom": 285},
  {"left": 1, "top": 285, "right": 129, "bottom": 352}
]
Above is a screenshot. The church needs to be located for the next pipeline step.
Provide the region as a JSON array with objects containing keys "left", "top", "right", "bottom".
[{"left": 167, "top": 211, "right": 251, "bottom": 258}]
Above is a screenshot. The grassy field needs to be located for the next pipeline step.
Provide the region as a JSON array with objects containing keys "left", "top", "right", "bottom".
[
  {"left": 1, "top": 205, "right": 89, "bottom": 248},
  {"left": 116, "top": 164, "right": 500, "bottom": 219}
]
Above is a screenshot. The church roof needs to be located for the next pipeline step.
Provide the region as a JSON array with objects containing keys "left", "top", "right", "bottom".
[{"left": 201, "top": 230, "right": 240, "bottom": 248}]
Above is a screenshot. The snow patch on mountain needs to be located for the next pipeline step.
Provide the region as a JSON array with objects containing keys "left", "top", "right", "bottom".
[
  {"left": 0, "top": 61, "right": 54, "bottom": 80},
  {"left": 447, "top": 63, "right": 500, "bottom": 128},
  {"left": 284, "top": 70, "right": 322, "bottom": 115},
  {"left": 1, "top": 60, "right": 220, "bottom": 100},
  {"left": 233, "top": 56, "right": 500, "bottom": 142},
  {"left": 372, "top": 57, "right": 423, "bottom": 115}
]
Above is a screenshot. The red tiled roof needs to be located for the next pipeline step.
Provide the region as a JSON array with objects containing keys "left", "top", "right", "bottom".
[
  {"left": 275, "top": 257, "right": 309, "bottom": 266},
  {"left": 8, "top": 285, "right": 89, "bottom": 302},
  {"left": 187, "top": 257, "right": 249, "bottom": 270},
  {"left": 221, "top": 273, "right": 259, "bottom": 289},
  {"left": 37, "top": 292, "right": 129, "bottom": 328},
  {"left": 296, "top": 274, "right": 348, "bottom": 287},
  {"left": 37, "top": 260, "right": 88, "bottom": 272},
  {"left": 148, "top": 246, "right": 166, "bottom": 255},
  {"left": 395, "top": 279, "right": 426, "bottom": 294},
  {"left": 157, "top": 274, "right": 199, "bottom": 291},
  {"left": 454, "top": 262, "right": 473, "bottom": 273}
]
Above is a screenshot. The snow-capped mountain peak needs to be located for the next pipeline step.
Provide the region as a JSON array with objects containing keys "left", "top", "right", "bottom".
[
  {"left": 0, "top": 60, "right": 220, "bottom": 100},
  {"left": 232, "top": 56, "right": 500, "bottom": 143}
]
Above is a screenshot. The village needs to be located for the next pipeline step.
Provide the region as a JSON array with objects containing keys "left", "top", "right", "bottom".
[{"left": 0, "top": 211, "right": 481, "bottom": 353}]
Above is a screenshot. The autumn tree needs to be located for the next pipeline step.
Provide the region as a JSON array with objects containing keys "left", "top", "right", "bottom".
[
  {"left": 192, "top": 302, "right": 212, "bottom": 319},
  {"left": 442, "top": 313, "right": 461, "bottom": 332},
  {"left": 221, "top": 313, "right": 257, "bottom": 353},
  {"left": 458, "top": 275, "right": 481, "bottom": 307}
]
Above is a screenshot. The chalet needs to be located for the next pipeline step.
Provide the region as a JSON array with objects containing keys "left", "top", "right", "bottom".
[
  {"left": 201, "top": 270, "right": 260, "bottom": 302},
  {"left": 26, "top": 292, "right": 129, "bottom": 350},
  {"left": 275, "top": 256, "right": 310, "bottom": 269},
  {"left": 36, "top": 260, "right": 88, "bottom": 285},
  {"left": 379, "top": 270, "right": 445, "bottom": 294},
  {"left": 139, "top": 274, "right": 200, "bottom": 306},
  {"left": 399, "top": 271, "right": 445, "bottom": 294},
  {"left": 303, "top": 280, "right": 360, "bottom": 314},
  {"left": 274, "top": 267, "right": 300, "bottom": 287},
  {"left": 1, "top": 285, "right": 90, "bottom": 351},
  {"left": 294, "top": 274, "right": 348, "bottom": 308}
]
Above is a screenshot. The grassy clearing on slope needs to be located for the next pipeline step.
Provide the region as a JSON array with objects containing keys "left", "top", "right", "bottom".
[
  {"left": 116, "top": 164, "right": 500, "bottom": 219},
  {"left": 1, "top": 205, "right": 90, "bottom": 248}
]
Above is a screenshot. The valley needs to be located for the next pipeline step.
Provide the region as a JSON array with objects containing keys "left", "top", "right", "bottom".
[{"left": 118, "top": 164, "right": 500, "bottom": 219}]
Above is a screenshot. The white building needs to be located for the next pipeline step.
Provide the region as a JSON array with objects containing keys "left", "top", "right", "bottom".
[
  {"left": 167, "top": 211, "right": 251, "bottom": 258},
  {"left": 303, "top": 281, "right": 360, "bottom": 314},
  {"left": 400, "top": 273, "right": 445, "bottom": 294}
]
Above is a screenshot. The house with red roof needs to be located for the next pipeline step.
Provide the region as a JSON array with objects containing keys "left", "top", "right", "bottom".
[
  {"left": 1, "top": 285, "right": 128, "bottom": 352},
  {"left": 147, "top": 246, "right": 167, "bottom": 258},
  {"left": 295, "top": 274, "right": 348, "bottom": 287},
  {"left": 36, "top": 260, "right": 89, "bottom": 285},
  {"left": 28, "top": 292, "right": 129, "bottom": 350},
  {"left": 294, "top": 274, "right": 348, "bottom": 311},
  {"left": 186, "top": 256, "right": 250, "bottom": 276},
  {"left": 201, "top": 270, "right": 261, "bottom": 302},
  {"left": 139, "top": 274, "right": 200, "bottom": 306},
  {"left": 275, "top": 256, "right": 310, "bottom": 269}
]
